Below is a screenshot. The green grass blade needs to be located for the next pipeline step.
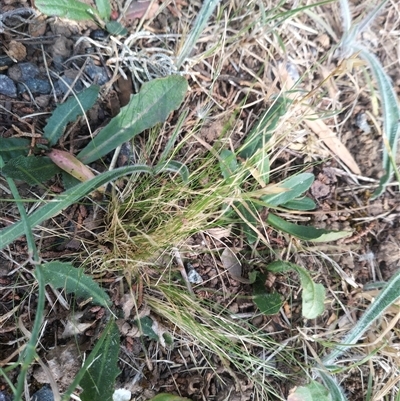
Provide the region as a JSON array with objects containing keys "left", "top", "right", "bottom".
[
  {"left": 323, "top": 268, "right": 400, "bottom": 364},
  {"left": 154, "top": 160, "right": 189, "bottom": 183},
  {"left": 175, "top": 0, "right": 221, "bottom": 69},
  {"left": 0, "top": 165, "right": 153, "bottom": 249},
  {"left": 317, "top": 370, "right": 348, "bottom": 401},
  {"left": 357, "top": 47, "right": 400, "bottom": 198},
  {"left": 0, "top": 155, "right": 44, "bottom": 401}
]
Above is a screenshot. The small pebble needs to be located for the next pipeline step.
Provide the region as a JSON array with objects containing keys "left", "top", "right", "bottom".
[
  {"left": 17, "top": 78, "right": 51, "bottom": 95},
  {"left": 31, "top": 386, "right": 54, "bottom": 401},
  {"left": 355, "top": 112, "right": 371, "bottom": 134},
  {"left": 85, "top": 61, "right": 110, "bottom": 85},
  {"left": 0, "top": 74, "right": 17, "bottom": 97},
  {"left": 55, "top": 73, "right": 84, "bottom": 94},
  {"left": 90, "top": 29, "right": 108, "bottom": 41},
  {"left": 0, "top": 391, "right": 12, "bottom": 401},
  {"left": 8, "top": 62, "right": 40, "bottom": 81},
  {"left": 0, "top": 55, "right": 14, "bottom": 68}
]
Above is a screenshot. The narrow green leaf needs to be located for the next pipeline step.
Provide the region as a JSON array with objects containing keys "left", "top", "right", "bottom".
[
  {"left": 261, "top": 173, "right": 314, "bottom": 207},
  {"left": 281, "top": 197, "right": 316, "bottom": 211},
  {"left": 252, "top": 148, "right": 270, "bottom": 183},
  {"left": 39, "top": 261, "right": 111, "bottom": 307},
  {"left": 105, "top": 21, "right": 128, "bottom": 35},
  {"left": 1, "top": 155, "right": 60, "bottom": 185},
  {"left": 95, "top": 0, "right": 111, "bottom": 20},
  {"left": 61, "top": 320, "right": 118, "bottom": 401},
  {"left": 135, "top": 316, "right": 158, "bottom": 341},
  {"left": 219, "top": 149, "right": 238, "bottom": 179},
  {"left": 359, "top": 48, "right": 400, "bottom": 198},
  {"left": 175, "top": 0, "right": 220, "bottom": 69},
  {"left": 253, "top": 273, "right": 282, "bottom": 315},
  {"left": 267, "top": 261, "right": 325, "bottom": 319},
  {"left": 43, "top": 86, "right": 100, "bottom": 147},
  {"left": 287, "top": 380, "right": 331, "bottom": 401},
  {"left": 0, "top": 138, "right": 31, "bottom": 162},
  {"left": 155, "top": 160, "right": 189, "bottom": 183},
  {"left": 317, "top": 371, "right": 347, "bottom": 401},
  {"left": 0, "top": 165, "right": 153, "bottom": 249},
  {"left": 267, "top": 213, "right": 352, "bottom": 242},
  {"left": 35, "top": 0, "right": 98, "bottom": 20},
  {"left": 239, "top": 96, "right": 288, "bottom": 159},
  {"left": 77, "top": 76, "right": 188, "bottom": 164},
  {"left": 323, "top": 269, "right": 400, "bottom": 364},
  {"left": 236, "top": 201, "right": 261, "bottom": 244},
  {"left": 81, "top": 322, "right": 120, "bottom": 401}
]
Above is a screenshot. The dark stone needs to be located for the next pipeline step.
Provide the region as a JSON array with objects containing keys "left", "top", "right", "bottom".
[
  {"left": 0, "top": 75, "right": 17, "bottom": 97},
  {"left": 85, "top": 61, "right": 110, "bottom": 85},
  {"left": 0, "top": 391, "right": 12, "bottom": 401},
  {"left": 90, "top": 29, "right": 108, "bottom": 41},
  {"left": 55, "top": 72, "right": 84, "bottom": 94},
  {"left": 8, "top": 62, "right": 40, "bottom": 81},
  {"left": 31, "top": 386, "right": 54, "bottom": 401},
  {"left": 17, "top": 78, "right": 51, "bottom": 95}
]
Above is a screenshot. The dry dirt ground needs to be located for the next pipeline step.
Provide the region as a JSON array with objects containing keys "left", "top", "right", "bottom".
[{"left": 0, "top": 0, "right": 400, "bottom": 400}]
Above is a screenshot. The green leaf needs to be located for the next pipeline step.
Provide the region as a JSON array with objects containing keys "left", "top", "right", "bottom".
[
  {"left": 61, "top": 170, "right": 81, "bottom": 189},
  {"left": 0, "top": 164, "right": 153, "bottom": 249},
  {"left": 78, "top": 76, "right": 188, "bottom": 164},
  {"left": 95, "top": 0, "right": 111, "bottom": 20},
  {"left": 323, "top": 268, "right": 400, "bottom": 364},
  {"left": 155, "top": 160, "right": 189, "bottom": 183},
  {"left": 0, "top": 138, "right": 31, "bottom": 162},
  {"left": 105, "top": 21, "right": 128, "bottom": 35},
  {"left": 253, "top": 273, "right": 282, "bottom": 315},
  {"left": 1, "top": 155, "right": 60, "bottom": 185},
  {"left": 148, "top": 394, "right": 192, "bottom": 401},
  {"left": 219, "top": 149, "right": 238, "bottom": 179},
  {"left": 358, "top": 49, "right": 400, "bottom": 198},
  {"left": 239, "top": 96, "right": 288, "bottom": 159},
  {"left": 281, "top": 197, "right": 316, "bottom": 211},
  {"left": 39, "top": 261, "right": 111, "bottom": 307},
  {"left": 251, "top": 148, "right": 270, "bottom": 183},
  {"left": 317, "top": 371, "right": 347, "bottom": 401},
  {"left": 261, "top": 173, "right": 314, "bottom": 207},
  {"left": 135, "top": 316, "right": 158, "bottom": 341},
  {"left": 80, "top": 322, "right": 120, "bottom": 401},
  {"left": 267, "top": 261, "right": 325, "bottom": 319},
  {"left": 267, "top": 213, "right": 352, "bottom": 242},
  {"left": 43, "top": 85, "right": 100, "bottom": 147},
  {"left": 35, "top": 0, "right": 98, "bottom": 20},
  {"left": 237, "top": 201, "right": 261, "bottom": 244},
  {"left": 287, "top": 380, "right": 331, "bottom": 401}
]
